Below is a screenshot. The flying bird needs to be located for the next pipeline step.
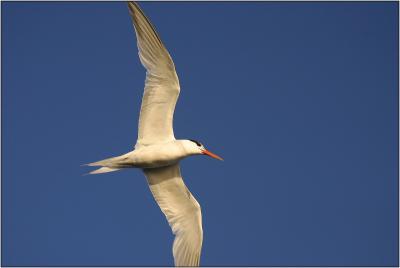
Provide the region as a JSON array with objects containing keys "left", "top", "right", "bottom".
[{"left": 85, "top": 2, "right": 223, "bottom": 266}]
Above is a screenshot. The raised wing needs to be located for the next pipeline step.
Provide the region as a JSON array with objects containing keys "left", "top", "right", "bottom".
[
  {"left": 144, "top": 164, "right": 203, "bottom": 266},
  {"left": 128, "top": 2, "right": 180, "bottom": 147}
]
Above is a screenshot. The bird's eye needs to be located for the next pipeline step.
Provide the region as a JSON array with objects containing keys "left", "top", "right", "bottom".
[{"left": 189, "top": 139, "right": 202, "bottom": 147}]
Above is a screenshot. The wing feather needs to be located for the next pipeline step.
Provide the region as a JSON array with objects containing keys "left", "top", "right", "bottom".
[
  {"left": 144, "top": 164, "right": 203, "bottom": 266},
  {"left": 128, "top": 2, "right": 180, "bottom": 147}
]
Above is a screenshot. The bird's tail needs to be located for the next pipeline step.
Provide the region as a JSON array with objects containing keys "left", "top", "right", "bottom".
[
  {"left": 88, "top": 166, "right": 121, "bottom": 175},
  {"left": 83, "top": 153, "right": 131, "bottom": 175}
]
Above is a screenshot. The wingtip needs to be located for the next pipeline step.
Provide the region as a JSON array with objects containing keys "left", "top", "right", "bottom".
[{"left": 127, "top": 1, "right": 139, "bottom": 11}]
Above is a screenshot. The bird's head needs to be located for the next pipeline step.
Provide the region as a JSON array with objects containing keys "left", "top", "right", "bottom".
[{"left": 185, "top": 139, "right": 223, "bottom": 161}]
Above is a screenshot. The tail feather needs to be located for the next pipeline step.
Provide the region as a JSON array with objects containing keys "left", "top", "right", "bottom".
[
  {"left": 84, "top": 152, "right": 132, "bottom": 175},
  {"left": 85, "top": 153, "right": 130, "bottom": 167},
  {"left": 89, "top": 167, "right": 121, "bottom": 175}
]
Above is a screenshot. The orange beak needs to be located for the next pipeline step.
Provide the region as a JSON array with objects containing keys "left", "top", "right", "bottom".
[{"left": 202, "top": 149, "right": 223, "bottom": 161}]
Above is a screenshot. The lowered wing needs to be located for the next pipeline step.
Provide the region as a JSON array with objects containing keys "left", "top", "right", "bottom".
[
  {"left": 144, "top": 164, "right": 203, "bottom": 266},
  {"left": 128, "top": 2, "right": 180, "bottom": 147}
]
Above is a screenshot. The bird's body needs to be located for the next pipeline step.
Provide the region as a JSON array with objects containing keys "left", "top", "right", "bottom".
[
  {"left": 88, "top": 140, "right": 201, "bottom": 169},
  {"left": 85, "top": 2, "right": 222, "bottom": 266}
]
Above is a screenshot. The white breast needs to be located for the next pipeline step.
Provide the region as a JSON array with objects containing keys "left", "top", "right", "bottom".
[{"left": 129, "top": 141, "right": 187, "bottom": 168}]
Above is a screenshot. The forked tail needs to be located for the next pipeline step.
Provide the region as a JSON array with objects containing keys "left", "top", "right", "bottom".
[
  {"left": 88, "top": 167, "right": 121, "bottom": 175},
  {"left": 84, "top": 153, "right": 131, "bottom": 175}
]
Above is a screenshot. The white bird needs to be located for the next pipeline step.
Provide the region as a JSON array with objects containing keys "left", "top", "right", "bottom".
[{"left": 85, "top": 2, "right": 223, "bottom": 266}]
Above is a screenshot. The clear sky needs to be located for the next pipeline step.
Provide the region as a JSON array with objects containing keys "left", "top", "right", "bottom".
[{"left": 2, "top": 1, "right": 398, "bottom": 266}]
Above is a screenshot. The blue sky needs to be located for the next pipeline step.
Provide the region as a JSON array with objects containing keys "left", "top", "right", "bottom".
[{"left": 2, "top": 2, "right": 398, "bottom": 266}]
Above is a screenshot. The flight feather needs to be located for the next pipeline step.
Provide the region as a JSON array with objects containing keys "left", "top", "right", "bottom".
[
  {"left": 127, "top": 2, "right": 180, "bottom": 148},
  {"left": 144, "top": 164, "right": 203, "bottom": 266}
]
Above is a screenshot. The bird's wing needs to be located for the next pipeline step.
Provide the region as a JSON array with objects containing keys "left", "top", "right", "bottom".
[
  {"left": 143, "top": 164, "right": 203, "bottom": 266},
  {"left": 128, "top": 2, "right": 180, "bottom": 148}
]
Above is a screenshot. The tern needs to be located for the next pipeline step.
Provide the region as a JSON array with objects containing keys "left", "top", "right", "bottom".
[{"left": 85, "top": 2, "right": 223, "bottom": 266}]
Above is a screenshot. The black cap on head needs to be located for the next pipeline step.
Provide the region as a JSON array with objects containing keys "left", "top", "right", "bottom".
[{"left": 189, "top": 139, "right": 202, "bottom": 147}]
